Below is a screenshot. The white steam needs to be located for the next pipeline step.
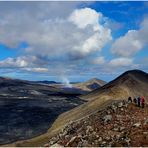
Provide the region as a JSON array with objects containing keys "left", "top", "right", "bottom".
[{"left": 61, "top": 77, "right": 72, "bottom": 88}]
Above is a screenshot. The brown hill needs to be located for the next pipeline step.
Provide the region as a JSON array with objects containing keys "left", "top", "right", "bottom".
[
  {"left": 73, "top": 78, "right": 106, "bottom": 91},
  {"left": 4, "top": 70, "right": 148, "bottom": 147},
  {"left": 82, "top": 69, "right": 148, "bottom": 100}
]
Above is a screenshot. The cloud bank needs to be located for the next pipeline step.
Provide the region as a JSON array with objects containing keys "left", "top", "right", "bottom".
[
  {"left": 111, "top": 18, "right": 148, "bottom": 57},
  {"left": 0, "top": 2, "right": 147, "bottom": 81}
]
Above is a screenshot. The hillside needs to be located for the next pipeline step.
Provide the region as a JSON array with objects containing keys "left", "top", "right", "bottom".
[
  {"left": 47, "top": 100, "right": 148, "bottom": 147},
  {"left": 3, "top": 70, "right": 148, "bottom": 147},
  {"left": 73, "top": 78, "right": 106, "bottom": 91}
]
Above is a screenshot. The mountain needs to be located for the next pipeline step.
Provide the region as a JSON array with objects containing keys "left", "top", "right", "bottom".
[
  {"left": 82, "top": 69, "right": 148, "bottom": 100},
  {"left": 3, "top": 70, "right": 148, "bottom": 146},
  {"left": 73, "top": 78, "right": 106, "bottom": 91}
]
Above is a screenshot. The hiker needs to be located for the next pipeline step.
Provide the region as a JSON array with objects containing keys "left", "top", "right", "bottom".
[
  {"left": 137, "top": 96, "right": 141, "bottom": 107},
  {"left": 141, "top": 96, "right": 145, "bottom": 108},
  {"left": 128, "top": 96, "right": 132, "bottom": 103},
  {"left": 133, "top": 97, "right": 137, "bottom": 104}
]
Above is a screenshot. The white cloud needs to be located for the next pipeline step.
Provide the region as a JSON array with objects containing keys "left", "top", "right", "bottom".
[
  {"left": 111, "top": 17, "right": 148, "bottom": 57},
  {"left": 69, "top": 7, "right": 101, "bottom": 30},
  {"left": 24, "top": 67, "right": 49, "bottom": 73},
  {"left": 109, "top": 57, "right": 133, "bottom": 67},
  {"left": 0, "top": 57, "right": 29, "bottom": 68},
  {"left": 0, "top": 56, "right": 49, "bottom": 73},
  {"left": 0, "top": 4, "right": 112, "bottom": 60},
  {"left": 68, "top": 8, "right": 112, "bottom": 57},
  {"left": 111, "top": 30, "right": 142, "bottom": 57}
]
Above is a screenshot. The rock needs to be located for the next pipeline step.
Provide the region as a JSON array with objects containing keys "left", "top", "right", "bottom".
[
  {"left": 143, "top": 132, "right": 148, "bottom": 135},
  {"left": 86, "top": 125, "right": 93, "bottom": 134},
  {"left": 78, "top": 134, "right": 82, "bottom": 138},
  {"left": 124, "top": 103, "right": 128, "bottom": 108},
  {"left": 114, "top": 123, "right": 118, "bottom": 127},
  {"left": 51, "top": 143, "right": 63, "bottom": 147},
  {"left": 133, "top": 122, "right": 141, "bottom": 128},
  {"left": 98, "top": 137, "right": 103, "bottom": 142},
  {"left": 103, "top": 115, "right": 112, "bottom": 123},
  {"left": 125, "top": 138, "right": 131, "bottom": 146},
  {"left": 112, "top": 127, "right": 119, "bottom": 131},
  {"left": 116, "top": 134, "right": 121, "bottom": 140},
  {"left": 102, "top": 141, "right": 107, "bottom": 145},
  {"left": 111, "top": 105, "right": 117, "bottom": 112},
  {"left": 118, "top": 102, "right": 124, "bottom": 108},
  {"left": 61, "top": 129, "right": 68, "bottom": 136},
  {"left": 66, "top": 136, "right": 81, "bottom": 146},
  {"left": 44, "top": 143, "right": 49, "bottom": 147},
  {"left": 65, "top": 135, "right": 70, "bottom": 139},
  {"left": 49, "top": 136, "right": 58, "bottom": 145},
  {"left": 94, "top": 140, "right": 99, "bottom": 145},
  {"left": 77, "top": 141, "right": 83, "bottom": 147},
  {"left": 105, "top": 136, "right": 110, "bottom": 141},
  {"left": 92, "top": 131, "right": 96, "bottom": 135},
  {"left": 144, "top": 119, "right": 148, "bottom": 125},
  {"left": 107, "top": 111, "right": 111, "bottom": 114},
  {"left": 66, "top": 136, "right": 77, "bottom": 144},
  {"left": 78, "top": 140, "right": 89, "bottom": 147},
  {"left": 120, "top": 127, "right": 125, "bottom": 131},
  {"left": 120, "top": 108, "right": 124, "bottom": 111},
  {"left": 82, "top": 135, "right": 88, "bottom": 140}
]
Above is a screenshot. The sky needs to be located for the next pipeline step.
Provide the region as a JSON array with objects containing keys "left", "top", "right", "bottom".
[{"left": 0, "top": 1, "right": 148, "bottom": 82}]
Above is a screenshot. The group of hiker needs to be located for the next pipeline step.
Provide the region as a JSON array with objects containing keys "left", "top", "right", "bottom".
[{"left": 128, "top": 96, "right": 145, "bottom": 108}]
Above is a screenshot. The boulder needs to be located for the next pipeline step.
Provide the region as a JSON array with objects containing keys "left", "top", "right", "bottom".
[
  {"left": 98, "top": 137, "right": 103, "bottom": 142},
  {"left": 103, "top": 115, "right": 112, "bottom": 123},
  {"left": 66, "top": 136, "right": 81, "bottom": 146},
  {"left": 119, "top": 127, "right": 125, "bottom": 131},
  {"left": 86, "top": 125, "right": 93, "bottom": 134},
  {"left": 133, "top": 122, "right": 141, "bottom": 128},
  {"left": 51, "top": 143, "right": 63, "bottom": 147}
]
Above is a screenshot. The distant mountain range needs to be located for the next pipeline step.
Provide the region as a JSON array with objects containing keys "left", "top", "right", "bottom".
[
  {"left": 35, "top": 80, "right": 61, "bottom": 84},
  {"left": 0, "top": 76, "right": 105, "bottom": 97}
]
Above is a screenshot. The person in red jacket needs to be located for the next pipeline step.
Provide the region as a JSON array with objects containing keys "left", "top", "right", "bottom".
[{"left": 141, "top": 96, "right": 145, "bottom": 108}]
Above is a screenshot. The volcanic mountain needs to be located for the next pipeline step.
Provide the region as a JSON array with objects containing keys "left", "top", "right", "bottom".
[
  {"left": 73, "top": 78, "right": 106, "bottom": 91},
  {"left": 82, "top": 69, "right": 148, "bottom": 101},
  {"left": 3, "top": 70, "right": 148, "bottom": 147}
]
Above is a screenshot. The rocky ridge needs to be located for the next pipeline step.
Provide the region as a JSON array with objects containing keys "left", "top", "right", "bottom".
[{"left": 46, "top": 100, "right": 148, "bottom": 147}]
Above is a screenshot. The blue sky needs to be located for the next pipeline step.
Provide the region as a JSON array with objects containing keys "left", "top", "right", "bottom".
[{"left": 0, "top": 1, "right": 148, "bottom": 82}]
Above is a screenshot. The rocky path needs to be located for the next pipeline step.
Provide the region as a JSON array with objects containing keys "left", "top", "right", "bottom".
[{"left": 46, "top": 100, "right": 148, "bottom": 147}]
